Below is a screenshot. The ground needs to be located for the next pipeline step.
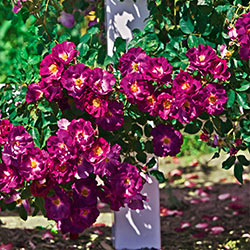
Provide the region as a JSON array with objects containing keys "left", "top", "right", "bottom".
[{"left": 0, "top": 152, "right": 250, "bottom": 250}]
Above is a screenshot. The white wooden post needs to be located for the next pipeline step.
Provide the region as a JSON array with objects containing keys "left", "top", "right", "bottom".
[{"left": 105, "top": 1, "right": 161, "bottom": 249}]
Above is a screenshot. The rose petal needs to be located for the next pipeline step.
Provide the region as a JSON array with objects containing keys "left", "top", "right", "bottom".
[
  {"left": 218, "top": 193, "right": 231, "bottom": 200},
  {"left": 186, "top": 173, "right": 199, "bottom": 179},
  {"left": 210, "top": 226, "right": 225, "bottom": 234},
  {"left": 184, "top": 181, "right": 196, "bottom": 188},
  {"left": 195, "top": 222, "right": 209, "bottom": 229}
]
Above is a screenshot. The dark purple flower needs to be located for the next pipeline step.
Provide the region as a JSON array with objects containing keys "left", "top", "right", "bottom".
[
  {"left": 96, "top": 100, "right": 124, "bottom": 131},
  {"left": 61, "top": 63, "right": 91, "bottom": 99},
  {"left": 58, "top": 11, "right": 75, "bottom": 28},
  {"left": 89, "top": 68, "right": 116, "bottom": 95},
  {"left": 59, "top": 206, "right": 99, "bottom": 234},
  {"left": 94, "top": 144, "right": 121, "bottom": 177},
  {"left": 239, "top": 43, "right": 250, "bottom": 60},
  {"left": 155, "top": 91, "right": 175, "bottom": 120},
  {"left": 72, "top": 178, "right": 98, "bottom": 208},
  {"left": 46, "top": 133, "right": 75, "bottom": 163},
  {"left": 12, "top": 0, "right": 27, "bottom": 13},
  {"left": 2, "top": 125, "right": 34, "bottom": 166},
  {"left": 45, "top": 187, "right": 71, "bottom": 221},
  {"left": 76, "top": 155, "right": 94, "bottom": 179},
  {"left": 120, "top": 72, "right": 152, "bottom": 104},
  {"left": 40, "top": 79, "right": 63, "bottom": 101},
  {"left": 16, "top": 147, "right": 48, "bottom": 181},
  {"left": 0, "top": 164, "right": 23, "bottom": 193},
  {"left": 84, "top": 137, "right": 110, "bottom": 164},
  {"left": 152, "top": 124, "right": 183, "bottom": 157},
  {"left": 49, "top": 159, "right": 76, "bottom": 184},
  {"left": 40, "top": 54, "right": 64, "bottom": 82},
  {"left": 25, "top": 83, "right": 43, "bottom": 103},
  {"left": 52, "top": 41, "right": 78, "bottom": 65},
  {"left": 118, "top": 47, "right": 150, "bottom": 77},
  {"left": 0, "top": 119, "right": 13, "bottom": 146},
  {"left": 208, "top": 58, "right": 231, "bottom": 81},
  {"left": 77, "top": 90, "right": 108, "bottom": 118},
  {"left": 145, "top": 57, "right": 172, "bottom": 84},
  {"left": 235, "top": 12, "right": 250, "bottom": 45},
  {"left": 68, "top": 118, "right": 95, "bottom": 150},
  {"left": 172, "top": 95, "right": 200, "bottom": 123},
  {"left": 186, "top": 44, "right": 217, "bottom": 74},
  {"left": 30, "top": 177, "right": 54, "bottom": 197},
  {"left": 172, "top": 71, "right": 201, "bottom": 95},
  {"left": 199, "top": 83, "right": 228, "bottom": 115}
]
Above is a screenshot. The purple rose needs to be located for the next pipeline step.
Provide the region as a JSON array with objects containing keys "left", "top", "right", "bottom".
[
  {"left": 186, "top": 44, "right": 217, "bottom": 74},
  {"left": 25, "top": 83, "right": 43, "bottom": 103},
  {"left": 152, "top": 124, "right": 183, "bottom": 157},
  {"left": 58, "top": 11, "right": 75, "bottom": 28},
  {"left": 89, "top": 67, "right": 116, "bottom": 96},
  {"left": 208, "top": 58, "right": 231, "bottom": 81},
  {"left": 52, "top": 41, "right": 79, "bottom": 65},
  {"left": 0, "top": 119, "right": 13, "bottom": 146},
  {"left": 96, "top": 100, "right": 124, "bottom": 131},
  {"left": 61, "top": 63, "right": 91, "bottom": 99},
  {"left": 40, "top": 79, "right": 63, "bottom": 101}
]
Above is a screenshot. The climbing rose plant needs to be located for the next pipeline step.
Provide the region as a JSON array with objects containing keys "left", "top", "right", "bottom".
[{"left": 0, "top": 0, "right": 249, "bottom": 238}]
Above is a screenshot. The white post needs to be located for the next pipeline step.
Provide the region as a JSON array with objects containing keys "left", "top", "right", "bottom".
[{"left": 105, "top": 1, "right": 161, "bottom": 249}]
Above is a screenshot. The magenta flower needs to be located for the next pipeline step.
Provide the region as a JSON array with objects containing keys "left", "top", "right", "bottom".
[
  {"left": 77, "top": 90, "right": 108, "bottom": 118},
  {"left": 228, "top": 27, "right": 237, "bottom": 40},
  {"left": 17, "top": 147, "right": 48, "bottom": 181},
  {"left": 186, "top": 44, "right": 217, "bottom": 74},
  {"left": 45, "top": 187, "right": 71, "bottom": 221},
  {"left": 208, "top": 58, "right": 231, "bottom": 81},
  {"left": 145, "top": 57, "right": 172, "bottom": 84},
  {"left": 96, "top": 100, "right": 124, "bottom": 131},
  {"left": 120, "top": 72, "right": 152, "bottom": 104},
  {"left": 58, "top": 11, "right": 75, "bottom": 28},
  {"left": 137, "top": 92, "right": 158, "bottom": 116},
  {"left": 239, "top": 43, "right": 250, "bottom": 61},
  {"left": 84, "top": 137, "right": 110, "bottom": 164},
  {"left": 25, "top": 83, "right": 43, "bottom": 103},
  {"left": 172, "top": 71, "right": 201, "bottom": 95},
  {"left": 52, "top": 41, "right": 78, "bottom": 65},
  {"left": 2, "top": 125, "right": 34, "bottom": 166},
  {"left": 0, "top": 119, "right": 13, "bottom": 146},
  {"left": 68, "top": 118, "right": 95, "bottom": 150},
  {"left": 172, "top": 95, "right": 200, "bottom": 123},
  {"left": 72, "top": 178, "right": 98, "bottom": 208},
  {"left": 89, "top": 68, "right": 116, "bottom": 95},
  {"left": 61, "top": 63, "right": 91, "bottom": 99},
  {"left": 46, "top": 134, "right": 75, "bottom": 163},
  {"left": 49, "top": 159, "right": 76, "bottom": 184},
  {"left": 40, "top": 79, "right": 63, "bottom": 101},
  {"left": 151, "top": 124, "right": 183, "bottom": 157},
  {"left": 94, "top": 144, "right": 121, "bottom": 177},
  {"left": 76, "top": 155, "right": 94, "bottom": 179},
  {"left": 118, "top": 47, "right": 150, "bottom": 77},
  {"left": 0, "top": 163, "right": 23, "bottom": 193},
  {"left": 30, "top": 177, "right": 54, "bottom": 197},
  {"left": 199, "top": 83, "right": 228, "bottom": 115},
  {"left": 12, "top": 0, "right": 27, "bottom": 13},
  {"left": 59, "top": 206, "right": 100, "bottom": 234},
  {"left": 155, "top": 91, "right": 175, "bottom": 120},
  {"left": 40, "top": 54, "right": 64, "bottom": 82},
  {"left": 235, "top": 12, "right": 250, "bottom": 45}
]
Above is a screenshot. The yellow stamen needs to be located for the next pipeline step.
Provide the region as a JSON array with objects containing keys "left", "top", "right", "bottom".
[
  {"left": 199, "top": 55, "right": 205, "bottom": 62},
  {"left": 147, "top": 95, "right": 155, "bottom": 105},
  {"left": 58, "top": 164, "right": 67, "bottom": 172},
  {"left": 49, "top": 64, "right": 58, "bottom": 74},
  {"left": 163, "top": 99, "right": 171, "bottom": 109},
  {"left": 181, "top": 82, "right": 190, "bottom": 90},
  {"left": 81, "top": 188, "right": 89, "bottom": 197},
  {"left": 30, "top": 159, "right": 38, "bottom": 168},
  {"left": 208, "top": 95, "right": 217, "bottom": 104},
  {"left": 75, "top": 78, "right": 83, "bottom": 86},
  {"left": 163, "top": 136, "right": 171, "bottom": 145},
  {"left": 183, "top": 101, "right": 190, "bottom": 108},
  {"left": 81, "top": 209, "right": 89, "bottom": 216},
  {"left": 124, "top": 177, "right": 130, "bottom": 185},
  {"left": 132, "top": 62, "right": 139, "bottom": 71},
  {"left": 130, "top": 83, "right": 138, "bottom": 93},
  {"left": 59, "top": 53, "right": 68, "bottom": 61},
  {"left": 52, "top": 198, "right": 61, "bottom": 206},
  {"left": 92, "top": 98, "right": 101, "bottom": 108},
  {"left": 93, "top": 146, "right": 103, "bottom": 156}
]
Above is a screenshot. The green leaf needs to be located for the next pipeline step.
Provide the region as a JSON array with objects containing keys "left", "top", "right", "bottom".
[
  {"left": 179, "top": 16, "right": 194, "bottom": 34},
  {"left": 87, "top": 26, "right": 99, "bottom": 35},
  {"left": 226, "top": 89, "right": 235, "bottom": 108},
  {"left": 184, "top": 120, "right": 202, "bottom": 134},
  {"left": 204, "top": 120, "right": 214, "bottom": 134},
  {"left": 150, "top": 170, "right": 167, "bottom": 183},
  {"left": 19, "top": 204, "right": 28, "bottom": 221},
  {"left": 80, "top": 33, "right": 91, "bottom": 43},
  {"left": 144, "top": 123, "right": 152, "bottom": 137},
  {"left": 146, "top": 157, "right": 157, "bottom": 169},
  {"left": 236, "top": 81, "right": 250, "bottom": 92},
  {"left": 237, "top": 155, "right": 249, "bottom": 166},
  {"left": 35, "top": 197, "right": 46, "bottom": 216},
  {"left": 77, "top": 43, "right": 89, "bottom": 57},
  {"left": 222, "top": 156, "right": 236, "bottom": 170},
  {"left": 187, "top": 34, "right": 198, "bottom": 48},
  {"left": 136, "top": 152, "right": 147, "bottom": 164},
  {"left": 237, "top": 93, "right": 250, "bottom": 109},
  {"left": 234, "top": 162, "right": 243, "bottom": 184},
  {"left": 211, "top": 152, "right": 220, "bottom": 160}
]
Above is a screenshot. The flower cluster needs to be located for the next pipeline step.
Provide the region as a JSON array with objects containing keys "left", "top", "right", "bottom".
[
  {"left": 119, "top": 46, "right": 228, "bottom": 120},
  {"left": 26, "top": 41, "right": 124, "bottom": 131},
  {"left": 0, "top": 117, "right": 145, "bottom": 234},
  {"left": 235, "top": 11, "right": 250, "bottom": 60},
  {"left": 12, "top": 0, "right": 27, "bottom": 14}
]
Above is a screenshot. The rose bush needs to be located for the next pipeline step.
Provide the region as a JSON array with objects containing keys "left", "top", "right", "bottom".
[{"left": 0, "top": 0, "right": 249, "bottom": 238}]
